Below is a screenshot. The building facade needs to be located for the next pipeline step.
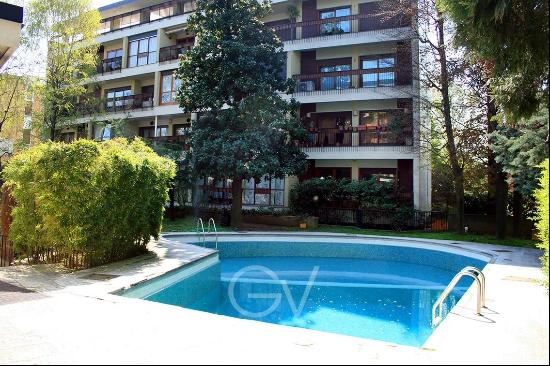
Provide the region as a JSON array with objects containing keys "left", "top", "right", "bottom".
[
  {"left": 73, "top": 0, "right": 431, "bottom": 211},
  {"left": 0, "top": 1, "right": 23, "bottom": 69}
]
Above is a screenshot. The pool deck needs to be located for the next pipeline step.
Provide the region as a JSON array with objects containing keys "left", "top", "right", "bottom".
[{"left": 0, "top": 232, "right": 548, "bottom": 364}]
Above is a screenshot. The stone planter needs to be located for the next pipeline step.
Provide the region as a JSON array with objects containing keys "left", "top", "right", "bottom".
[{"left": 243, "top": 214, "right": 318, "bottom": 228}]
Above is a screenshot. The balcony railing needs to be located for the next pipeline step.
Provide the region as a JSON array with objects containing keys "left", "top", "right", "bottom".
[
  {"left": 97, "top": 56, "right": 122, "bottom": 74},
  {"left": 300, "top": 127, "right": 413, "bottom": 148},
  {"left": 293, "top": 69, "right": 405, "bottom": 95},
  {"left": 100, "top": 0, "right": 196, "bottom": 34},
  {"left": 146, "top": 135, "right": 190, "bottom": 150},
  {"left": 159, "top": 44, "right": 193, "bottom": 62},
  {"left": 272, "top": 12, "right": 412, "bottom": 42},
  {"left": 105, "top": 94, "right": 154, "bottom": 112},
  {"left": 76, "top": 94, "right": 154, "bottom": 115}
]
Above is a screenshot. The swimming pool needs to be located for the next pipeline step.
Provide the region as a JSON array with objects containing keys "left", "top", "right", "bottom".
[{"left": 119, "top": 236, "right": 490, "bottom": 347}]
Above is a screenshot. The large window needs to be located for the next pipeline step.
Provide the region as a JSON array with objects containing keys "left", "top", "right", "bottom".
[
  {"left": 359, "top": 110, "right": 409, "bottom": 145},
  {"left": 139, "top": 125, "right": 168, "bottom": 138},
  {"left": 161, "top": 71, "right": 181, "bottom": 104},
  {"left": 119, "top": 12, "right": 140, "bottom": 29},
  {"left": 320, "top": 64, "right": 351, "bottom": 91},
  {"left": 361, "top": 55, "right": 395, "bottom": 87},
  {"left": 197, "top": 176, "right": 285, "bottom": 206},
  {"left": 105, "top": 87, "right": 132, "bottom": 110},
  {"left": 243, "top": 176, "right": 285, "bottom": 206},
  {"left": 128, "top": 34, "right": 157, "bottom": 67},
  {"left": 320, "top": 7, "right": 351, "bottom": 35},
  {"left": 104, "top": 48, "right": 122, "bottom": 72}
]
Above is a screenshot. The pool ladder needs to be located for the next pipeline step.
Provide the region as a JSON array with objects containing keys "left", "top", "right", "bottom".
[
  {"left": 195, "top": 218, "right": 218, "bottom": 250},
  {"left": 432, "top": 266, "right": 486, "bottom": 327}
]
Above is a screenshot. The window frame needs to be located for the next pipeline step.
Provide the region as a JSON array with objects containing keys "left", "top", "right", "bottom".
[
  {"left": 128, "top": 35, "right": 158, "bottom": 68},
  {"left": 360, "top": 54, "right": 396, "bottom": 88},
  {"left": 160, "top": 70, "right": 181, "bottom": 105}
]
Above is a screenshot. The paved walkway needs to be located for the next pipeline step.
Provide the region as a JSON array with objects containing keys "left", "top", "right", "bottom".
[{"left": 0, "top": 233, "right": 548, "bottom": 364}]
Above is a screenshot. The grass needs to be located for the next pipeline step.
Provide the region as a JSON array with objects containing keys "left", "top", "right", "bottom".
[{"left": 161, "top": 216, "right": 537, "bottom": 249}]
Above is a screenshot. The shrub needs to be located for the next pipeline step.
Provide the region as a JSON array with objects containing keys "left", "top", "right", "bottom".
[
  {"left": 3, "top": 138, "right": 176, "bottom": 268},
  {"left": 534, "top": 159, "right": 549, "bottom": 288},
  {"left": 289, "top": 178, "right": 399, "bottom": 214}
]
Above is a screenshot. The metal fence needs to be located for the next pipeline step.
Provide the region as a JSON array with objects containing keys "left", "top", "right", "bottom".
[{"left": 314, "top": 208, "right": 448, "bottom": 231}]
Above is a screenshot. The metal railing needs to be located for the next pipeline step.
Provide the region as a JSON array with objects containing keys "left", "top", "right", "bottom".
[
  {"left": 271, "top": 11, "right": 412, "bottom": 42},
  {"left": 159, "top": 44, "right": 193, "bottom": 62},
  {"left": 146, "top": 135, "right": 190, "bottom": 150},
  {"left": 293, "top": 69, "right": 408, "bottom": 96},
  {"left": 432, "top": 266, "right": 486, "bottom": 327},
  {"left": 104, "top": 94, "right": 154, "bottom": 113},
  {"left": 312, "top": 208, "right": 448, "bottom": 231},
  {"left": 100, "top": 0, "right": 196, "bottom": 34},
  {"left": 300, "top": 128, "right": 413, "bottom": 148},
  {"left": 97, "top": 56, "right": 122, "bottom": 74},
  {"left": 196, "top": 217, "right": 218, "bottom": 249}
]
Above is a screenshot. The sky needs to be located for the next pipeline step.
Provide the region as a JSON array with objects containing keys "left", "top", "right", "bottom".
[{"left": 93, "top": 0, "right": 121, "bottom": 8}]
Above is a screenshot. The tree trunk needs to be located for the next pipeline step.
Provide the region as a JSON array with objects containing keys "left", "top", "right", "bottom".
[
  {"left": 512, "top": 188, "right": 522, "bottom": 237},
  {"left": 436, "top": 11, "right": 464, "bottom": 234},
  {"left": 486, "top": 94, "right": 508, "bottom": 239},
  {"left": 231, "top": 176, "right": 243, "bottom": 227}
]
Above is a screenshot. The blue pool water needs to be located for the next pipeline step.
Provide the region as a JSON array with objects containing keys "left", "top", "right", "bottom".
[{"left": 120, "top": 240, "right": 489, "bottom": 347}]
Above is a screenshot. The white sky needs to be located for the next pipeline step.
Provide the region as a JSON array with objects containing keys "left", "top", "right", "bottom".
[{"left": 93, "top": 0, "right": 122, "bottom": 8}]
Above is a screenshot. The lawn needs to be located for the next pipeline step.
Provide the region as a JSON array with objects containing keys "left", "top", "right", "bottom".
[{"left": 161, "top": 216, "right": 537, "bottom": 249}]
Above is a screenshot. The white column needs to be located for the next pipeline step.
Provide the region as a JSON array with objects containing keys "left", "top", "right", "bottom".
[
  {"left": 413, "top": 157, "right": 420, "bottom": 209},
  {"left": 154, "top": 116, "right": 158, "bottom": 137}
]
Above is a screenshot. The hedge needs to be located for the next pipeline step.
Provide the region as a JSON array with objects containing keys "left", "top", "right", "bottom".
[
  {"left": 535, "top": 159, "right": 549, "bottom": 288},
  {"left": 2, "top": 138, "right": 176, "bottom": 268},
  {"left": 289, "top": 178, "right": 400, "bottom": 215}
]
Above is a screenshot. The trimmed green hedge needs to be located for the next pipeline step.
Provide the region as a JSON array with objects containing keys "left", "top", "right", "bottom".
[
  {"left": 3, "top": 138, "right": 176, "bottom": 268},
  {"left": 289, "top": 178, "right": 399, "bottom": 214},
  {"left": 535, "top": 159, "right": 549, "bottom": 288}
]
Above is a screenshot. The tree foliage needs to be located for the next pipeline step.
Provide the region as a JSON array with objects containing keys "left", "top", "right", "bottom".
[
  {"left": 24, "top": 0, "right": 101, "bottom": 140},
  {"left": 441, "top": 0, "right": 549, "bottom": 118},
  {"left": 2, "top": 138, "right": 176, "bottom": 268},
  {"left": 176, "top": 0, "right": 307, "bottom": 225},
  {"left": 490, "top": 108, "right": 550, "bottom": 196},
  {"left": 290, "top": 178, "right": 400, "bottom": 214},
  {"left": 534, "top": 159, "right": 549, "bottom": 288}
]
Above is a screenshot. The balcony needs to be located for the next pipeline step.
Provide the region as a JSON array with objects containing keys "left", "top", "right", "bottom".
[
  {"left": 76, "top": 94, "right": 154, "bottom": 116},
  {"left": 272, "top": 11, "right": 413, "bottom": 50},
  {"left": 100, "top": 0, "right": 196, "bottom": 35},
  {"left": 292, "top": 69, "right": 412, "bottom": 102},
  {"left": 159, "top": 44, "right": 192, "bottom": 63},
  {"left": 145, "top": 135, "right": 190, "bottom": 150},
  {"left": 299, "top": 127, "right": 413, "bottom": 149},
  {"left": 97, "top": 56, "right": 123, "bottom": 74}
]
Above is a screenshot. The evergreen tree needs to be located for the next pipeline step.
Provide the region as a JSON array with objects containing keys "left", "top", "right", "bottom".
[{"left": 176, "top": 0, "right": 307, "bottom": 226}]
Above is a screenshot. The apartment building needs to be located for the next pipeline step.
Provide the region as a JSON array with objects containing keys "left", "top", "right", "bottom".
[
  {"left": 0, "top": 1, "right": 23, "bottom": 68},
  {"left": 73, "top": 0, "right": 431, "bottom": 211}
]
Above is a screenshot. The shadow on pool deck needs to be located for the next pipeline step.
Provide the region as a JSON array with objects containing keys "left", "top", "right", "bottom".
[{"left": 0, "top": 280, "right": 48, "bottom": 305}]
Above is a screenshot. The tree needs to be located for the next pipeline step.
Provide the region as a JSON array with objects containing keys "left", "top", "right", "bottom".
[
  {"left": 24, "top": 0, "right": 101, "bottom": 141},
  {"left": 441, "top": 0, "right": 549, "bottom": 119},
  {"left": 176, "top": 0, "right": 307, "bottom": 226}
]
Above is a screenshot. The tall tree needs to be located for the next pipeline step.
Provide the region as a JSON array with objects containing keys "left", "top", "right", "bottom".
[
  {"left": 176, "top": 0, "right": 307, "bottom": 226},
  {"left": 24, "top": 0, "right": 100, "bottom": 141},
  {"left": 441, "top": 0, "right": 549, "bottom": 118}
]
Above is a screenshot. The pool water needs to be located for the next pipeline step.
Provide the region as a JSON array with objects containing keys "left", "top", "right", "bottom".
[{"left": 120, "top": 241, "right": 488, "bottom": 347}]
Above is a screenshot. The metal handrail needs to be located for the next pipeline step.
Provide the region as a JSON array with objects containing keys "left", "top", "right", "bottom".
[
  {"left": 195, "top": 218, "right": 205, "bottom": 245},
  {"left": 207, "top": 218, "right": 218, "bottom": 250},
  {"left": 432, "top": 266, "right": 485, "bottom": 327}
]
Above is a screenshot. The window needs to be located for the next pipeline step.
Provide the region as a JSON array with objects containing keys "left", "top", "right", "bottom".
[
  {"left": 243, "top": 176, "right": 285, "bottom": 206},
  {"left": 94, "top": 124, "right": 112, "bottom": 141},
  {"left": 359, "top": 110, "right": 407, "bottom": 145},
  {"left": 100, "top": 21, "right": 111, "bottom": 34},
  {"left": 314, "top": 167, "right": 352, "bottom": 180},
  {"left": 150, "top": 3, "right": 176, "bottom": 21},
  {"left": 105, "top": 87, "right": 132, "bottom": 111},
  {"left": 320, "top": 64, "right": 351, "bottom": 91},
  {"left": 320, "top": 7, "right": 351, "bottom": 35},
  {"left": 120, "top": 12, "right": 140, "bottom": 29},
  {"left": 359, "top": 168, "right": 397, "bottom": 185},
  {"left": 139, "top": 125, "right": 168, "bottom": 138},
  {"left": 161, "top": 71, "right": 181, "bottom": 104},
  {"left": 361, "top": 55, "right": 395, "bottom": 87},
  {"left": 128, "top": 35, "right": 157, "bottom": 68},
  {"left": 104, "top": 48, "right": 122, "bottom": 72}
]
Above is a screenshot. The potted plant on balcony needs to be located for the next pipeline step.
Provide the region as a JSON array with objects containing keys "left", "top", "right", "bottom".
[{"left": 287, "top": 5, "right": 300, "bottom": 40}]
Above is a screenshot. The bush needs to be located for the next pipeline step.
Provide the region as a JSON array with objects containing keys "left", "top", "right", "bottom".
[
  {"left": 534, "top": 159, "right": 549, "bottom": 288},
  {"left": 3, "top": 138, "right": 176, "bottom": 268},
  {"left": 289, "top": 178, "right": 399, "bottom": 214}
]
